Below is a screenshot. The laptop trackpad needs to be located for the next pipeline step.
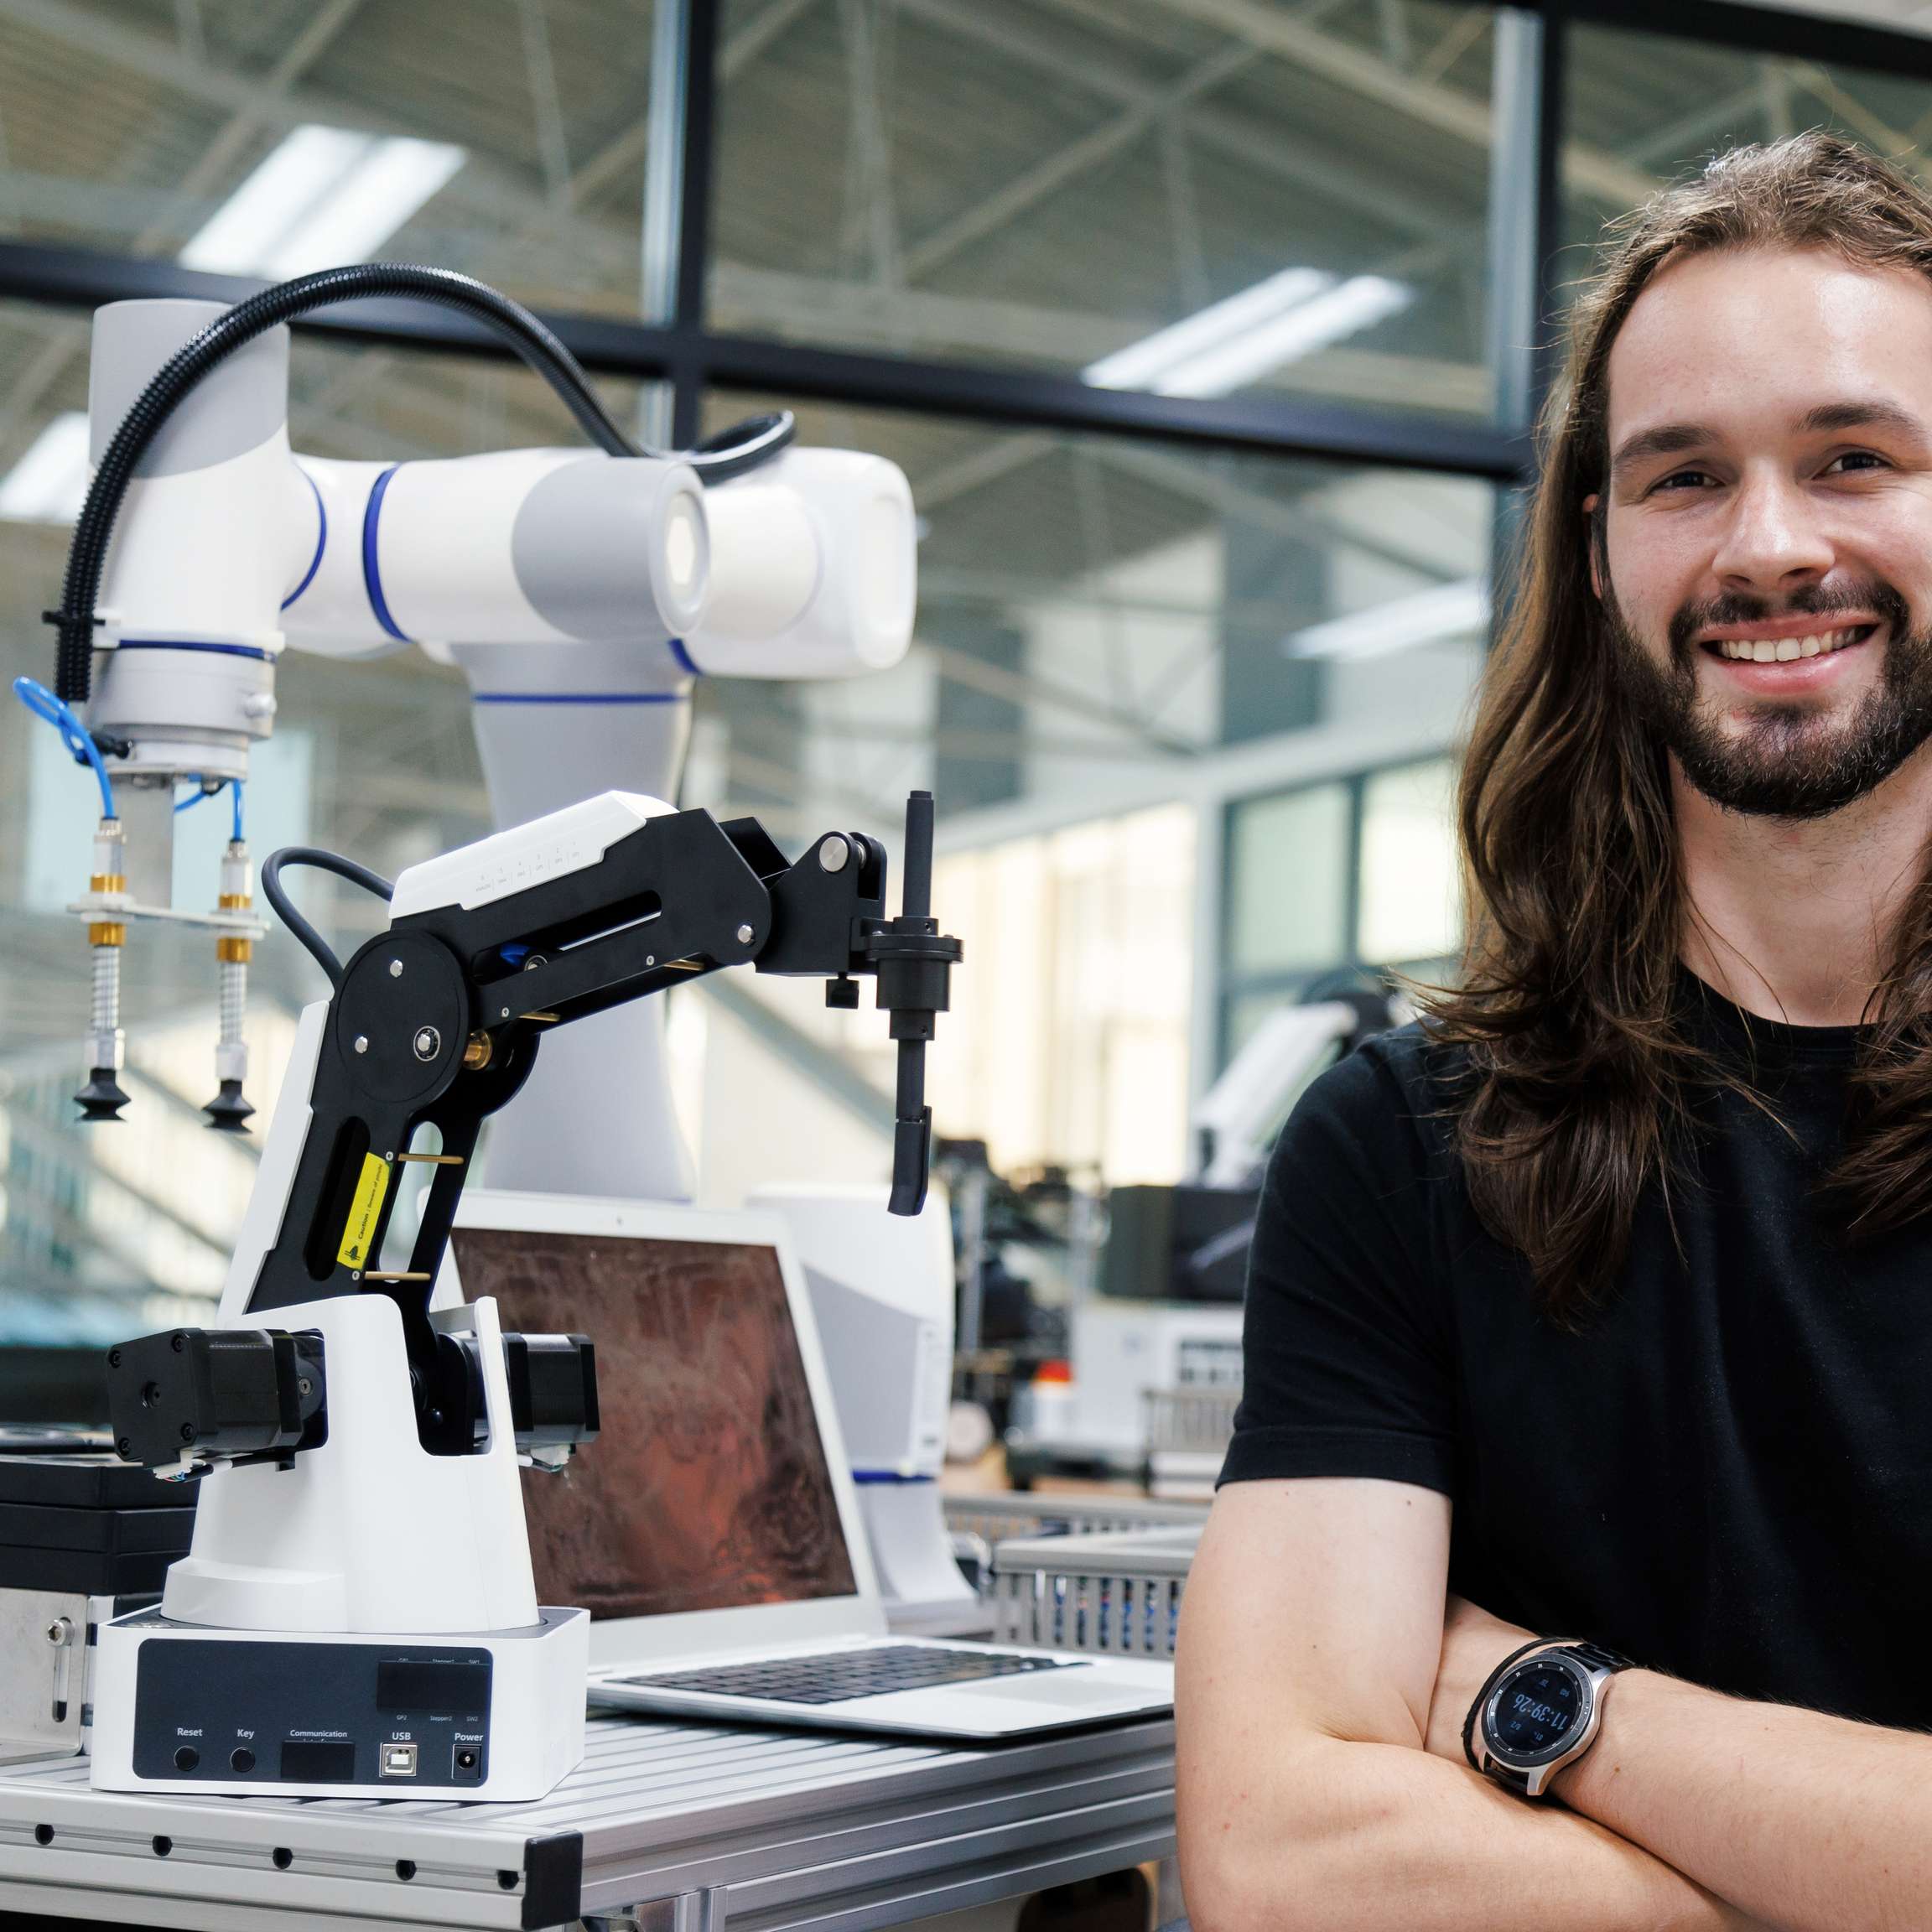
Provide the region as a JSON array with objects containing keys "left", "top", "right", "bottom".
[{"left": 963, "top": 1669, "right": 1134, "bottom": 1709}]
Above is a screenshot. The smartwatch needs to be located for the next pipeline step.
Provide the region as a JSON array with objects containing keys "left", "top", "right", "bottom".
[{"left": 1462, "top": 1639, "right": 1631, "bottom": 1799}]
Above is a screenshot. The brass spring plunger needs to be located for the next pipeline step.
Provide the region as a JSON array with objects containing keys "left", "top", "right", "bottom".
[
  {"left": 205, "top": 836, "right": 255, "bottom": 1130},
  {"left": 75, "top": 816, "right": 130, "bottom": 1121}
]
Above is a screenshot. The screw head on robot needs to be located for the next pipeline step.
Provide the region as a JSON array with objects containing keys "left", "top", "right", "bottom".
[
  {"left": 736, "top": 923, "right": 754, "bottom": 944},
  {"left": 818, "top": 834, "right": 849, "bottom": 873}
]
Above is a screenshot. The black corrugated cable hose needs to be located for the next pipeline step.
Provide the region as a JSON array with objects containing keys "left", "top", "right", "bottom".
[
  {"left": 51, "top": 263, "right": 641, "bottom": 704},
  {"left": 48, "top": 262, "right": 794, "bottom": 704}
]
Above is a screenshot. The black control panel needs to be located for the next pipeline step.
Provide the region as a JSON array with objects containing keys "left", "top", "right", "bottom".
[{"left": 132, "top": 1631, "right": 491, "bottom": 1787}]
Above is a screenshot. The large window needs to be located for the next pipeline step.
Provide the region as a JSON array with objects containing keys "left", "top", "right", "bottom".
[
  {"left": 712, "top": 0, "right": 1505, "bottom": 421},
  {"left": 1227, "top": 784, "right": 1353, "bottom": 984},
  {"left": 0, "top": 2, "right": 662, "bottom": 318},
  {"left": 1561, "top": 16, "right": 1932, "bottom": 294},
  {"left": 927, "top": 807, "right": 1196, "bottom": 1186},
  {"left": 1220, "top": 754, "right": 1460, "bottom": 1063}
]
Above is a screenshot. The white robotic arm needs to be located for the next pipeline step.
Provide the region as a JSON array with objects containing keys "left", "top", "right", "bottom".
[
  {"left": 86, "top": 299, "right": 913, "bottom": 771},
  {"left": 85, "top": 783, "right": 958, "bottom": 1800},
  {"left": 41, "top": 289, "right": 917, "bottom": 1176}
]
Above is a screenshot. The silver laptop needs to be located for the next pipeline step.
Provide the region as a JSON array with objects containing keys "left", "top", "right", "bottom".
[{"left": 448, "top": 1191, "right": 1175, "bottom": 1740}]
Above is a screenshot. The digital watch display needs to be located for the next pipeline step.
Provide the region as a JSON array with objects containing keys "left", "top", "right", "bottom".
[{"left": 1465, "top": 1640, "right": 1630, "bottom": 1800}]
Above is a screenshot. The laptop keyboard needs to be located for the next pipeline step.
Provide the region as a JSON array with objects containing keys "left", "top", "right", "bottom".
[{"left": 612, "top": 1643, "right": 1084, "bottom": 1706}]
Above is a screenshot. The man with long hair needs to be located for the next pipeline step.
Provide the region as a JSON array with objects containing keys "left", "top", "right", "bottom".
[{"left": 1178, "top": 132, "right": 1932, "bottom": 1929}]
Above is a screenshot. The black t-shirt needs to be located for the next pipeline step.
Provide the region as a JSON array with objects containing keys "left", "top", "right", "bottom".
[{"left": 1223, "top": 973, "right": 1932, "bottom": 1726}]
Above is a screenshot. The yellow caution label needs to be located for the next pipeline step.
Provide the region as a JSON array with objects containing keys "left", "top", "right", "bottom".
[{"left": 336, "top": 1153, "right": 392, "bottom": 1270}]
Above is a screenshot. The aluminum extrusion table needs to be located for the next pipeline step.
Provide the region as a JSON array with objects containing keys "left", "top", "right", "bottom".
[{"left": 0, "top": 1709, "right": 1176, "bottom": 1932}]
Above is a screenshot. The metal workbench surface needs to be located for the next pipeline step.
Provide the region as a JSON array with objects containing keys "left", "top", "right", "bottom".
[{"left": 0, "top": 1710, "right": 1176, "bottom": 1932}]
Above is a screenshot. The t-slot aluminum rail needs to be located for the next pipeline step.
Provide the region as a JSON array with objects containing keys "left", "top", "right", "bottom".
[{"left": 0, "top": 1711, "right": 1176, "bottom": 1932}]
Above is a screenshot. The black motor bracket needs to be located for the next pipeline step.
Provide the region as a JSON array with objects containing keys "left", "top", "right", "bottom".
[{"left": 105, "top": 1327, "right": 326, "bottom": 1472}]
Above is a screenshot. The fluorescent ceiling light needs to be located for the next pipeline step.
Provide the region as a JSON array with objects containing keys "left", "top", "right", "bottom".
[
  {"left": 1285, "top": 577, "right": 1491, "bottom": 662},
  {"left": 1084, "top": 271, "right": 1414, "bottom": 399},
  {"left": 1084, "top": 267, "right": 1332, "bottom": 392},
  {"left": 181, "top": 125, "right": 465, "bottom": 279},
  {"left": 0, "top": 413, "right": 91, "bottom": 524},
  {"left": 1157, "top": 276, "right": 1413, "bottom": 397}
]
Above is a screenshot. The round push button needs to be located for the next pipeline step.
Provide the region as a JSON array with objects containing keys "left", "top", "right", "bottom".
[
  {"left": 173, "top": 1746, "right": 199, "bottom": 1771},
  {"left": 231, "top": 1748, "right": 256, "bottom": 1773}
]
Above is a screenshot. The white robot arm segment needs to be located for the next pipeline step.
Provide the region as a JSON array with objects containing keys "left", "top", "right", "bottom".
[
  {"left": 284, "top": 449, "right": 709, "bottom": 656},
  {"left": 691, "top": 447, "right": 916, "bottom": 678}
]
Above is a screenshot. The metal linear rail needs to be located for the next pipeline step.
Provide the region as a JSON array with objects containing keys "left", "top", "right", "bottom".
[{"left": 0, "top": 1713, "right": 1176, "bottom": 1932}]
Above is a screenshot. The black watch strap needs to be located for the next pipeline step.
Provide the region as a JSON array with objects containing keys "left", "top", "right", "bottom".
[{"left": 1568, "top": 1640, "right": 1632, "bottom": 1673}]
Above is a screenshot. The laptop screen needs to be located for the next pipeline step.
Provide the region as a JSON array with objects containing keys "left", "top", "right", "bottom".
[{"left": 450, "top": 1223, "right": 859, "bottom": 1620}]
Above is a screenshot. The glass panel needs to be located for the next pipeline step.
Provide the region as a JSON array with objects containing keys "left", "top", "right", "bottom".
[
  {"left": 1357, "top": 756, "right": 1458, "bottom": 965},
  {"left": 1225, "top": 783, "right": 1351, "bottom": 976},
  {"left": 0, "top": 307, "right": 644, "bottom": 1339},
  {"left": 927, "top": 807, "right": 1196, "bottom": 1186},
  {"left": 687, "top": 387, "right": 1487, "bottom": 1177},
  {"left": 0, "top": 0, "right": 657, "bottom": 317},
  {"left": 714, "top": 0, "right": 1502, "bottom": 419},
  {"left": 1561, "top": 27, "right": 1932, "bottom": 287},
  {"left": 695, "top": 390, "right": 1494, "bottom": 843},
  {"left": 673, "top": 802, "right": 1197, "bottom": 1202}
]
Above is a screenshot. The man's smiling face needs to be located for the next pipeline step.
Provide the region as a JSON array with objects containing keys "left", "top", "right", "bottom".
[{"left": 1597, "top": 245, "right": 1932, "bottom": 818}]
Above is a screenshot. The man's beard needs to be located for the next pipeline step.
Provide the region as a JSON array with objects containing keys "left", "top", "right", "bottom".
[{"left": 1607, "top": 579, "right": 1932, "bottom": 818}]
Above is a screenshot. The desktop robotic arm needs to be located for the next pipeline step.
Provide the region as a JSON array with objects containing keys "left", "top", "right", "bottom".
[
  {"left": 88, "top": 784, "right": 958, "bottom": 1800},
  {"left": 119, "top": 782, "right": 953, "bottom": 1374}
]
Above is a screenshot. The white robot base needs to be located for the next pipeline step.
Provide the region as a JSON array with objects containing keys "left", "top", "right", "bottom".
[
  {"left": 88, "top": 1604, "right": 589, "bottom": 1801},
  {"left": 89, "top": 1245, "right": 594, "bottom": 1803}
]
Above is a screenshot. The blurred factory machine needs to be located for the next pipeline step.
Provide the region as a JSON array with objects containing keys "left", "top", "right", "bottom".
[{"left": 1005, "top": 983, "right": 1400, "bottom": 1496}]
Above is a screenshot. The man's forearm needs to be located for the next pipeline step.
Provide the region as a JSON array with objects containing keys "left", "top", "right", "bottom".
[
  {"left": 1184, "top": 1730, "right": 1752, "bottom": 1932},
  {"left": 1557, "top": 1670, "right": 1932, "bottom": 1930}
]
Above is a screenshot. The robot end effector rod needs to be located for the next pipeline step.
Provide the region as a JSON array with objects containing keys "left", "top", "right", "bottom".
[{"left": 105, "top": 785, "right": 962, "bottom": 1476}]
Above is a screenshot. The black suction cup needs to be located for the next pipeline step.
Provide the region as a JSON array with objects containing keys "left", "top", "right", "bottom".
[
  {"left": 75, "top": 1068, "right": 130, "bottom": 1121},
  {"left": 203, "top": 1078, "right": 254, "bottom": 1133}
]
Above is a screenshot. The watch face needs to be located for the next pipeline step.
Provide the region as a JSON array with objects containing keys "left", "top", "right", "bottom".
[{"left": 1486, "top": 1656, "right": 1591, "bottom": 1766}]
